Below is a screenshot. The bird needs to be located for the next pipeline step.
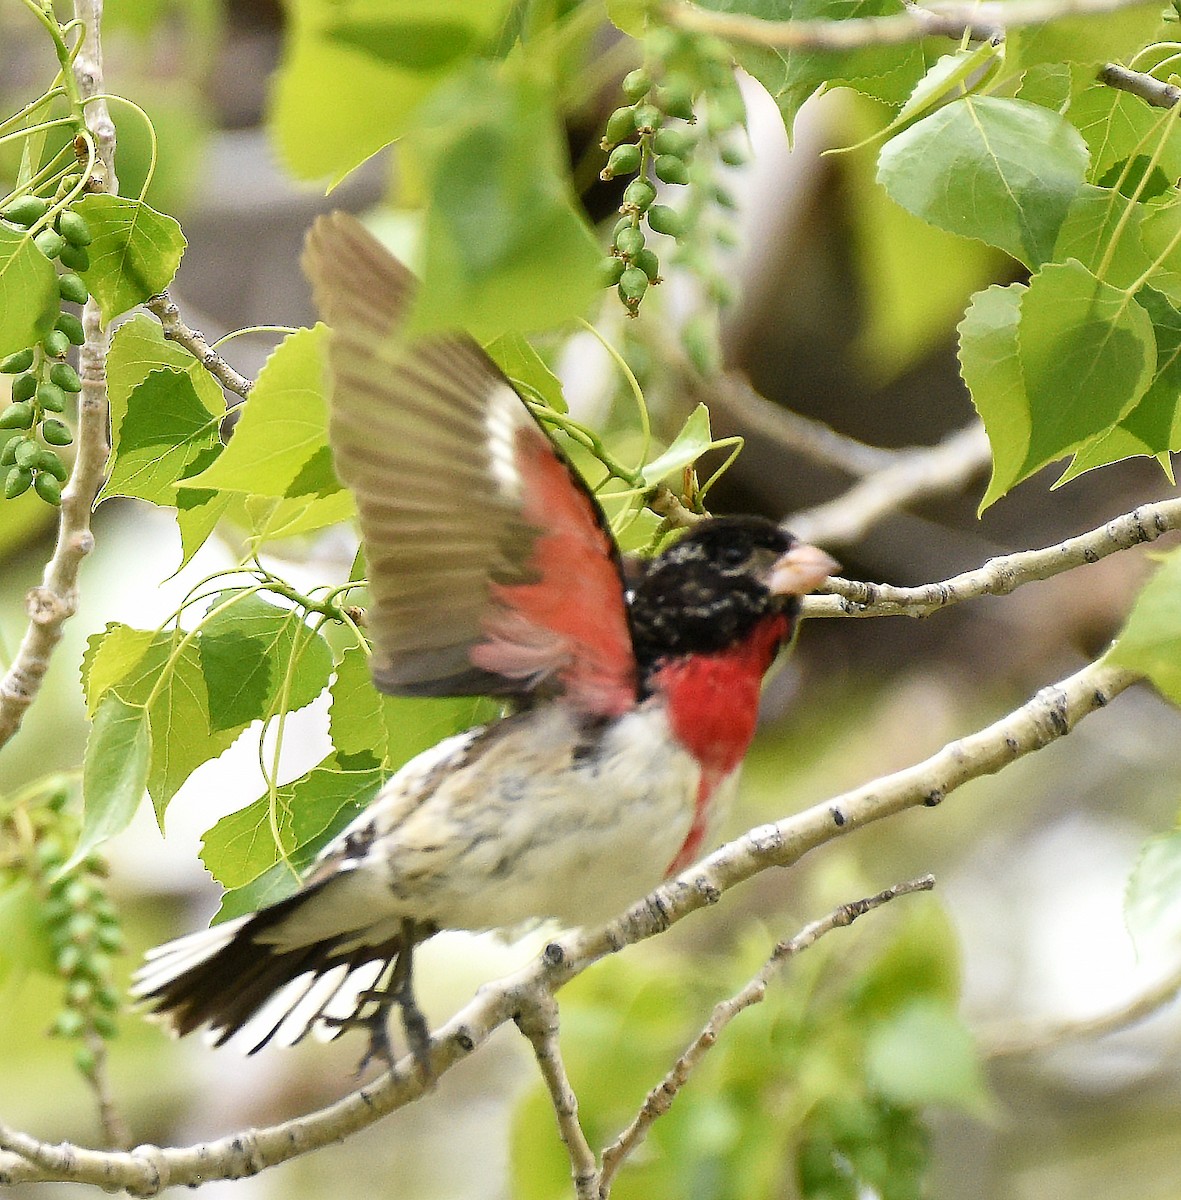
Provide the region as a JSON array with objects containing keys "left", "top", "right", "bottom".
[{"left": 131, "top": 213, "right": 839, "bottom": 1066}]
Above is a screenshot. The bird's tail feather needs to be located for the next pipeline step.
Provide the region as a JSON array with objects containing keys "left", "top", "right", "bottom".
[{"left": 131, "top": 880, "right": 404, "bottom": 1053}]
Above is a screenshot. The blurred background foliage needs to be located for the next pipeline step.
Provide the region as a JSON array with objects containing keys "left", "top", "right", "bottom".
[{"left": 2, "top": 1, "right": 1181, "bottom": 1199}]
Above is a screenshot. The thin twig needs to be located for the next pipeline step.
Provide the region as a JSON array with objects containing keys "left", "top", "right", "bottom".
[
  {"left": 1098, "top": 63, "right": 1181, "bottom": 110},
  {"left": 598, "top": 875, "right": 936, "bottom": 1196},
  {"left": 786, "top": 423, "right": 991, "bottom": 548},
  {"left": 716, "top": 375, "right": 900, "bottom": 477},
  {"left": 516, "top": 995, "right": 600, "bottom": 1200},
  {"left": 0, "top": 7, "right": 116, "bottom": 747},
  {"left": 985, "top": 959, "right": 1181, "bottom": 1057},
  {"left": 0, "top": 657, "right": 1135, "bottom": 1191},
  {"left": 804, "top": 495, "right": 1181, "bottom": 619},
  {"left": 143, "top": 291, "right": 253, "bottom": 402},
  {"left": 81, "top": 1033, "right": 131, "bottom": 1151},
  {"left": 667, "top": 0, "right": 1152, "bottom": 51}
]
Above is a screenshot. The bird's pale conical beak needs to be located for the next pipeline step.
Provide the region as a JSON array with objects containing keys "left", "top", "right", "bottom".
[{"left": 769, "top": 542, "right": 840, "bottom": 597}]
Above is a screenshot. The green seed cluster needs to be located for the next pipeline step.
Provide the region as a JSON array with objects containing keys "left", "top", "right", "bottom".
[
  {"left": 0, "top": 196, "right": 92, "bottom": 506},
  {"left": 598, "top": 29, "right": 751, "bottom": 325},
  {"left": 600, "top": 64, "right": 697, "bottom": 317},
  {"left": 2, "top": 785, "right": 123, "bottom": 1079}
]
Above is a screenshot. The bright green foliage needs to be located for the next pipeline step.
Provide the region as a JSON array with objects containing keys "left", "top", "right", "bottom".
[
  {"left": 0, "top": 226, "right": 60, "bottom": 358},
  {"left": 878, "top": 97, "right": 1088, "bottom": 269},
  {"left": 70, "top": 195, "right": 185, "bottom": 322},
  {"left": 184, "top": 326, "right": 346, "bottom": 502},
  {"left": 77, "top": 694, "right": 152, "bottom": 865},
  {"left": 1109, "top": 546, "right": 1181, "bottom": 705}
]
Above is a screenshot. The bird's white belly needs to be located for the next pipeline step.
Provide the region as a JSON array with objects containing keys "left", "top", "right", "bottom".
[{"left": 330, "top": 703, "right": 725, "bottom": 936}]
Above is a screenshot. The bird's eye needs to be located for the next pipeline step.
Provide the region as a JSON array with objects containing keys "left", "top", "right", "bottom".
[{"left": 719, "top": 544, "right": 747, "bottom": 567}]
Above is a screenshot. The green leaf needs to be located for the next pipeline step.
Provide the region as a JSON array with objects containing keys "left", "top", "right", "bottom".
[
  {"left": 1108, "top": 546, "right": 1181, "bottom": 704},
  {"left": 98, "top": 367, "right": 223, "bottom": 505},
  {"left": 1017, "top": 259, "right": 1154, "bottom": 480},
  {"left": 895, "top": 45, "right": 1001, "bottom": 126},
  {"left": 174, "top": 486, "right": 234, "bottom": 572},
  {"left": 640, "top": 404, "right": 714, "bottom": 485},
  {"left": 270, "top": 0, "right": 513, "bottom": 186},
  {"left": 1051, "top": 185, "right": 1152, "bottom": 291},
  {"left": 710, "top": 0, "right": 925, "bottom": 135},
  {"left": 1060, "top": 286, "right": 1181, "bottom": 481},
  {"left": 1012, "top": 2, "right": 1163, "bottom": 72},
  {"left": 81, "top": 623, "right": 155, "bottom": 717},
  {"left": 183, "top": 326, "right": 344, "bottom": 501},
  {"left": 957, "top": 283, "right": 1029, "bottom": 510},
  {"left": 866, "top": 1000, "right": 989, "bottom": 1112},
  {"left": 1068, "top": 82, "right": 1181, "bottom": 187},
  {"left": 1126, "top": 829, "right": 1181, "bottom": 954},
  {"left": 107, "top": 313, "right": 227, "bottom": 419},
  {"left": 81, "top": 624, "right": 248, "bottom": 822},
  {"left": 201, "top": 760, "right": 386, "bottom": 894},
  {"left": 239, "top": 490, "right": 357, "bottom": 546},
  {"left": 486, "top": 330, "right": 567, "bottom": 413},
  {"left": 72, "top": 194, "right": 186, "bottom": 322},
  {"left": 877, "top": 96, "right": 1088, "bottom": 268},
  {"left": 409, "top": 60, "right": 599, "bottom": 339},
  {"left": 77, "top": 694, "right": 151, "bottom": 862},
  {"left": 199, "top": 591, "right": 334, "bottom": 732},
  {"left": 328, "top": 646, "right": 388, "bottom": 769},
  {"left": 0, "top": 224, "right": 59, "bottom": 357}
]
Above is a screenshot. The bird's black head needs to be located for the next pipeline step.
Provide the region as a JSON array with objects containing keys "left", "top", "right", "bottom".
[{"left": 628, "top": 515, "right": 833, "bottom": 676}]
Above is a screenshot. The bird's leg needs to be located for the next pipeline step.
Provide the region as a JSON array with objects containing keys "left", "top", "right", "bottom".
[{"left": 340, "top": 920, "right": 433, "bottom": 1079}]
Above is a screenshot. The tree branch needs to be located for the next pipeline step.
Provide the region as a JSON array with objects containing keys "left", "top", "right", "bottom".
[
  {"left": 0, "top": 2, "right": 116, "bottom": 753},
  {"left": 667, "top": 0, "right": 1153, "bottom": 51},
  {"left": 984, "top": 959, "right": 1181, "bottom": 1057},
  {"left": 804, "top": 495, "right": 1181, "bottom": 619},
  {"left": 786, "top": 423, "right": 991, "bottom": 549},
  {"left": 0, "top": 655, "right": 1137, "bottom": 1190},
  {"left": 516, "top": 994, "right": 599, "bottom": 1200},
  {"left": 143, "top": 291, "right": 253, "bottom": 403},
  {"left": 598, "top": 875, "right": 936, "bottom": 1195},
  {"left": 1098, "top": 63, "right": 1181, "bottom": 110}
]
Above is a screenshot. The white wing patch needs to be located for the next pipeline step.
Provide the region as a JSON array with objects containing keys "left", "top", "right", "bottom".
[{"left": 484, "top": 382, "right": 526, "bottom": 499}]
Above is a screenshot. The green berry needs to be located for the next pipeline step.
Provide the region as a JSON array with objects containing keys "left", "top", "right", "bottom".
[
  {"left": 92, "top": 1013, "right": 118, "bottom": 1039},
  {"left": 55, "top": 313, "right": 85, "bottom": 346},
  {"left": 657, "top": 81, "right": 696, "bottom": 122},
  {"left": 14, "top": 439, "right": 40, "bottom": 469},
  {"left": 4, "top": 465, "right": 33, "bottom": 498},
  {"left": 39, "top": 450, "right": 67, "bottom": 481},
  {"left": 35, "top": 472, "right": 62, "bottom": 505},
  {"left": 653, "top": 127, "right": 696, "bottom": 157},
  {"left": 634, "top": 248, "right": 661, "bottom": 282},
  {"left": 632, "top": 104, "right": 662, "bottom": 132},
  {"left": 654, "top": 155, "right": 690, "bottom": 185},
  {"left": 0, "top": 402, "right": 35, "bottom": 430},
  {"left": 603, "top": 144, "right": 641, "bottom": 178},
  {"left": 56, "top": 209, "right": 92, "bottom": 247},
  {"left": 34, "top": 229, "right": 66, "bottom": 260},
  {"left": 1, "top": 195, "right": 49, "bottom": 226},
  {"left": 622, "top": 68, "right": 651, "bottom": 99},
  {"left": 96, "top": 925, "right": 123, "bottom": 952},
  {"left": 41, "top": 418, "right": 73, "bottom": 446},
  {"left": 94, "top": 985, "right": 120, "bottom": 1011},
  {"left": 43, "top": 330, "right": 70, "bottom": 359},
  {"left": 647, "top": 204, "right": 685, "bottom": 237},
  {"left": 605, "top": 106, "right": 637, "bottom": 146},
  {"left": 38, "top": 382, "right": 67, "bottom": 413},
  {"left": 58, "top": 243, "right": 89, "bottom": 271},
  {"left": 52, "top": 1009, "right": 85, "bottom": 1038},
  {"left": 618, "top": 265, "right": 649, "bottom": 302},
  {"left": 720, "top": 141, "right": 749, "bottom": 167},
  {"left": 58, "top": 273, "right": 89, "bottom": 304},
  {"left": 73, "top": 1045, "right": 98, "bottom": 1076},
  {"left": 613, "top": 215, "right": 633, "bottom": 240},
  {"left": 49, "top": 363, "right": 81, "bottom": 393},
  {"left": 615, "top": 225, "right": 645, "bottom": 257},
  {"left": 0, "top": 347, "right": 34, "bottom": 374},
  {"left": 622, "top": 177, "right": 657, "bottom": 212},
  {"left": 67, "top": 979, "right": 94, "bottom": 1007},
  {"left": 12, "top": 373, "right": 37, "bottom": 402},
  {"left": 0, "top": 440, "right": 16, "bottom": 466},
  {"left": 714, "top": 184, "right": 738, "bottom": 210},
  {"left": 598, "top": 256, "right": 626, "bottom": 287}
]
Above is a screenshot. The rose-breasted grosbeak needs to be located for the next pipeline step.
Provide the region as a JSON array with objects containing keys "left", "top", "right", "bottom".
[{"left": 132, "top": 214, "right": 837, "bottom": 1060}]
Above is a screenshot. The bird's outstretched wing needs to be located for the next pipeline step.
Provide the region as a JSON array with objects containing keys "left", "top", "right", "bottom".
[{"left": 303, "top": 213, "right": 636, "bottom": 717}]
